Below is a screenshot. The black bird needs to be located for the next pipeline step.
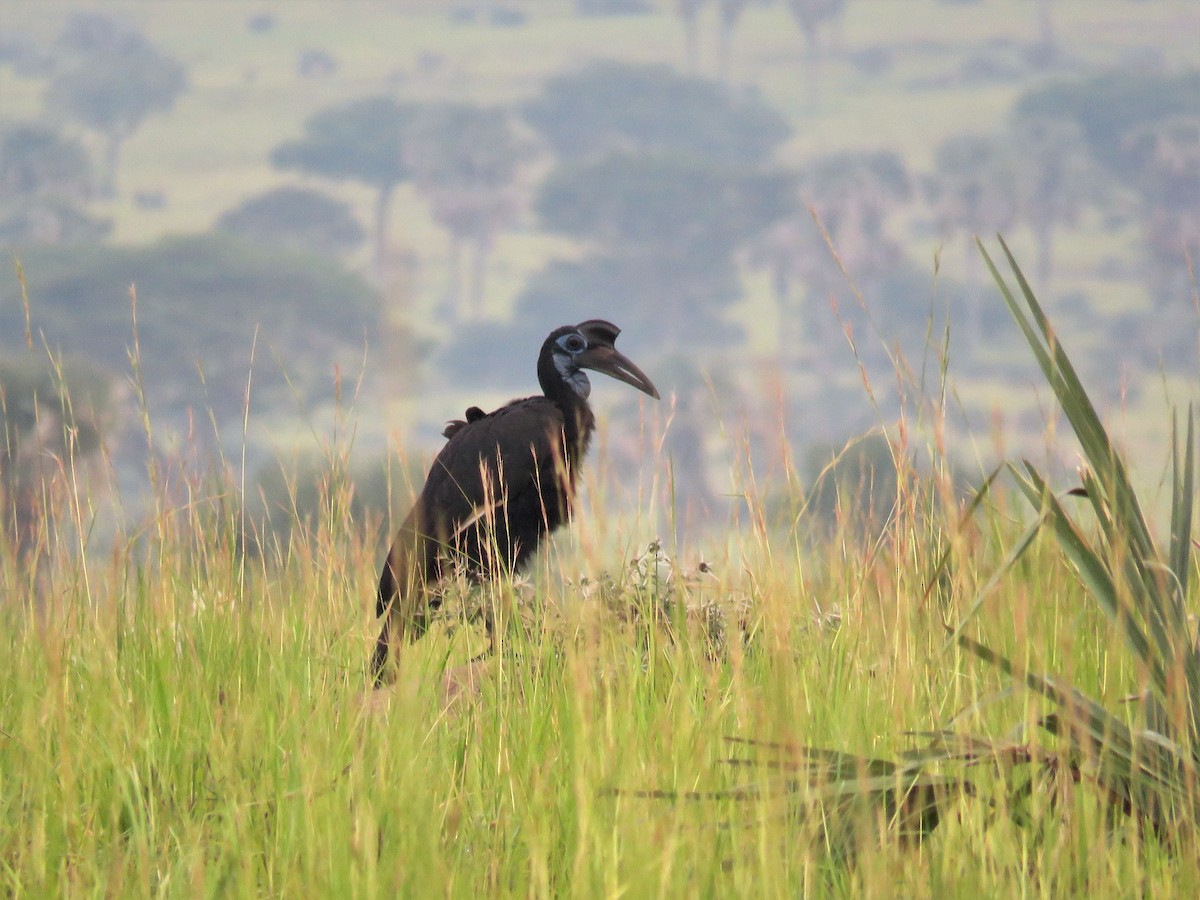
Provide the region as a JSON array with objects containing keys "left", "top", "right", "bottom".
[{"left": 371, "top": 319, "right": 658, "bottom": 683}]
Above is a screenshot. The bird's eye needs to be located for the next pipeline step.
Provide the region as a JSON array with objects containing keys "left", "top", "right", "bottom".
[{"left": 559, "top": 334, "right": 586, "bottom": 353}]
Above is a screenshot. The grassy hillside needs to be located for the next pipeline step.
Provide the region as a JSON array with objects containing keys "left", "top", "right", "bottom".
[
  {"left": 2, "top": 246, "right": 1198, "bottom": 894},
  {"left": 0, "top": 507, "right": 1169, "bottom": 896},
  {"left": 0, "top": 403, "right": 1183, "bottom": 893},
  {"left": 3, "top": 404, "right": 1197, "bottom": 895}
]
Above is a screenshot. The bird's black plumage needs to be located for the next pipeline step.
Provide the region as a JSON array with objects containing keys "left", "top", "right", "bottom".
[
  {"left": 442, "top": 405, "right": 486, "bottom": 439},
  {"left": 370, "top": 319, "right": 658, "bottom": 683}
]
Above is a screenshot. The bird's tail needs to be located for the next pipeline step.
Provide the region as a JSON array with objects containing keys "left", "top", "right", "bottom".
[
  {"left": 370, "top": 526, "right": 431, "bottom": 687},
  {"left": 369, "top": 618, "right": 393, "bottom": 687}
]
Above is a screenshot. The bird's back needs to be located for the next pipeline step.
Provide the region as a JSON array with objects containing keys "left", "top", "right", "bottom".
[{"left": 374, "top": 395, "right": 579, "bottom": 624}]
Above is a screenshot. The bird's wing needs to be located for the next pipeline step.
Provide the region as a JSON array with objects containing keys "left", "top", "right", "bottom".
[
  {"left": 422, "top": 396, "right": 567, "bottom": 535},
  {"left": 375, "top": 501, "right": 425, "bottom": 619},
  {"left": 374, "top": 397, "right": 566, "bottom": 625},
  {"left": 441, "top": 405, "right": 487, "bottom": 439}
]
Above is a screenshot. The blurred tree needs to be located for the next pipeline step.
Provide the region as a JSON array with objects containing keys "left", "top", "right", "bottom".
[
  {"left": 405, "top": 104, "right": 534, "bottom": 321},
  {"left": 716, "top": 0, "right": 753, "bottom": 81},
  {"left": 0, "top": 201, "right": 112, "bottom": 248},
  {"left": 44, "top": 15, "right": 187, "bottom": 198},
  {"left": 0, "top": 236, "right": 381, "bottom": 432},
  {"left": 245, "top": 450, "right": 420, "bottom": 560},
  {"left": 534, "top": 154, "right": 793, "bottom": 343},
  {"left": 1034, "top": 0, "right": 1058, "bottom": 62},
  {"left": 56, "top": 11, "right": 146, "bottom": 56},
  {"left": 785, "top": 0, "right": 847, "bottom": 105},
  {"left": 437, "top": 156, "right": 792, "bottom": 526},
  {"left": 215, "top": 187, "right": 365, "bottom": 258},
  {"left": 271, "top": 97, "right": 417, "bottom": 270},
  {"left": 521, "top": 61, "right": 790, "bottom": 166},
  {"left": 801, "top": 431, "right": 900, "bottom": 536},
  {"left": 1014, "top": 70, "right": 1200, "bottom": 175},
  {"left": 675, "top": 0, "right": 710, "bottom": 72},
  {"left": 0, "top": 125, "right": 110, "bottom": 245},
  {"left": 745, "top": 151, "right": 911, "bottom": 378},
  {"left": 925, "top": 134, "right": 1019, "bottom": 350},
  {"left": 1015, "top": 70, "right": 1200, "bottom": 360},
  {"left": 511, "top": 61, "right": 793, "bottom": 519},
  {"left": 1007, "top": 115, "right": 1100, "bottom": 284},
  {"left": 0, "top": 357, "right": 113, "bottom": 563},
  {"left": 1122, "top": 115, "right": 1200, "bottom": 346},
  {"left": 576, "top": 0, "right": 652, "bottom": 13},
  {"left": 0, "top": 125, "right": 92, "bottom": 201}
]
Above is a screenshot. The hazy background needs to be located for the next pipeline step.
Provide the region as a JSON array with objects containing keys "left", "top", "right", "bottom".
[{"left": 1, "top": 0, "right": 1197, "bottom": 542}]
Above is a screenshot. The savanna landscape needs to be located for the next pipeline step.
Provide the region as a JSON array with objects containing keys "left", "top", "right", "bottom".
[{"left": 1, "top": 1, "right": 1198, "bottom": 895}]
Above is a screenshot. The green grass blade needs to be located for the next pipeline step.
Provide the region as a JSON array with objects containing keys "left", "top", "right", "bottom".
[
  {"left": 985, "top": 237, "right": 1160, "bottom": 566},
  {"left": 983, "top": 237, "right": 1200, "bottom": 748},
  {"left": 1172, "top": 406, "right": 1195, "bottom": 614},
  {"left": 943, "top": 491, "right": 1047, "bottom": 650},
  {"left": 1017, "top": 463, "right": 1164, "bottom": 687},
  {"left": 922, "top": 463, "right": 1006, "bottom": 607},
  {"left": 979, "top": 238, "right": 1110, "bottom": 476},
  {"left": 954, "top": 632, "right": 1193, "bottom": 818},
  {"left": 724, "top": 740, "right": 900, "bottom": 780}
]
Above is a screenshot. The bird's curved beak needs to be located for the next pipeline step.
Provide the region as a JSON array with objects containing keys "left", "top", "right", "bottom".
[{"left": 577, "top": 346, "right": 660, "bottom": 399}]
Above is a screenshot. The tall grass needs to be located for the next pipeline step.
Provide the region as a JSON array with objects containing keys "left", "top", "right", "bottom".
[{"left": 2, "top": 243, "right": 1198, "bottom": 896}]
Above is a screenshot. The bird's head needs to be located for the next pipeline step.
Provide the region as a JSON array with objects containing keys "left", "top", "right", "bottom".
[{"left": 541, "top": 319, "right": 659, "bottom": 401}]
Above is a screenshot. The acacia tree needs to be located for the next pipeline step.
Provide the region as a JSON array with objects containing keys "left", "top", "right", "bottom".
[
  {"left": 925, "top": 134, "right": 1020, "bottom": 351},
  {"left": 1034, "top": 0, "right": 1057, "bottom": 60},
  {"left": 785, "top": 0, "right": 847, "bottom": 105},
  {"left": 44, "top": 18, "right": 187, "bottom": 197},
  {"left": 405, "top": 104, "right": 534, "bottom": 321},
  {"left": 716, "top": 0, "right": 753, "bottom": 81},
  {"left": 521, "top": 60, "right": 790, "bottom": 167},
  {"left": 1008, "top": 115, "right": 1099, "bottom": 284},
  {"left": 0, "top": 125, "right": 109, "bottom": 244},
  {"left": 0, "top": 359, "right": 111, "bottom": 565},
  {"left": 744, "top": 151, "right": 911, "bottom": 385},
  {"left": 1123, "top": 116, "right": 1200, "bottom": 338},
  {"left": 522, "top": 59, "right": 789, "bottom": 335},
  {"left": 676, "top": 0, "right": 710, "bottom": 73},
  {"left": 532, "top": 154, "right": 794, "bottom": 341},
  {"left": 271, "top": 97, "right": 416, "bottom": 270},
  {"left": 214, "top": 187, "right": 365, "bottom": 258}
]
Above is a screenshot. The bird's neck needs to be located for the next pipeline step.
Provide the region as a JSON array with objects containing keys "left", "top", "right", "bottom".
[
  {"left": 559, "top": 394, "right": 595, "bottom": 469},
  {"left": 538, "top": 379, "right": 594, "bottom": 471},
  {"left": 538, "top": 356, "right": 597, "bottom": 469}
]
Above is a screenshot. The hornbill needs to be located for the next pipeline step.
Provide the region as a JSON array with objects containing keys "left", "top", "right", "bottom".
[{"left": 370, "top": 319, "right": 658, "bottom": 683}]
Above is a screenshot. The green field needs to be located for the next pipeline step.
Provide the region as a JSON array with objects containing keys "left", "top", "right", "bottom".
[{"left": 3, "top": 249, "right": 1199, "bottom": 895}]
